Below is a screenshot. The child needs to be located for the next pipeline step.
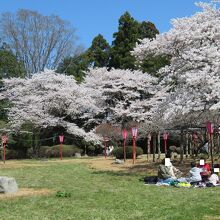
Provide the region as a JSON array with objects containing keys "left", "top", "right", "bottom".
[
  {"left": 197, "top": 157, "right": 211, "bottom": 181},
  {"left": 188, "top": 161, "right": 203, "bottom": 182},
  {"left": 178, "top": 161, "right": 202, "bottom": 183},
  {"left": 207, "top": 168, "right": 220, "bottom": 186}
]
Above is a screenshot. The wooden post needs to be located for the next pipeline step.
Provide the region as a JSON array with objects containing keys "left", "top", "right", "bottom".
[
  {"left": 207, "top": 133, "right": 210, "bottom": 157},
  {"left": 147, "top": 134, "right": 151, "bottom": 161},
  {"left": 132, "top": 137, "right": 136, "bottom": 164},
  {"left": 59, "top": 134, "right": 64, "bottom": 160},
  {"left": 3, "top": 143, "right": 6, "bottom": 164},
  {"left": 123, "top": 138, "right": 126, "bottom": 162},
  {"left": 210, "top": 133, "right": 214, "bottom": 168},
  {"left": 60, "top": 142, "right": 63, "bottom": 160}
]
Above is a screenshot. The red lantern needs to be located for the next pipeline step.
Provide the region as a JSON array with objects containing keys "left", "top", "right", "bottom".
[
  {"left": 131, "top": 127, "right": 138, "bottom": 139},
  {"left": 147, "top": 133, "right": 151, "bottom": 141},
  {"left": 59, "top": 135, "right": 64, "bottom": 143},
  {"left": 163, "top": 133, "right": 168, "bottom": 140},
  {"left": 193, "top": 133, "right": 198, "bottom": 140},
  {"left": 122, "top": 129, "right": 128, "bottom": 140},
  {"left": 206, "top": 121, "right": 214, "bottom": 134},
  {"left": 59, "top": 134, "right": 64, "bottom": 160},
  {"left": 1, "top": 135, "right": 8, "bottom": 144}
]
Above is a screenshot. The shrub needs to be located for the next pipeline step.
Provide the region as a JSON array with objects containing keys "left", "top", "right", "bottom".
[
  {"left": 5, "top": 149, "right": 19, "bottom": 159},
  {"left": 71, "top": 146, "right": 83, "bottom": 156},
  {"left": 86, "top": 145, "right": 95, "bottom": 155},
  {"left": 27, "top": 145, "right": 83, "bottom": 158},
  {"left": 38, "top": 146, "right": 51, "bottom": 157},
  {"left": 113, "top": 146, "right": 143, "bottom": 159},
  {"left": 27, "top": 148, "right": 34, "bottom": 158},
  {"left": 48, "top": 145, "right": 83, "bottom": 158},
  {"left": 94, "top": 144, "right": 106, "bottom": 155}
]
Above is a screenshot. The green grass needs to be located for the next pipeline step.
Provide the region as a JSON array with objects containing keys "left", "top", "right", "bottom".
[{"left": 0, "top": 159, "right": 219, "bottom": 220}]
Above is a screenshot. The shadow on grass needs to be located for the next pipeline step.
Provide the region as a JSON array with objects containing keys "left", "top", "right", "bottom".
[
  {"left": 92, "top": 170, "right": 142, "bottom": 177},
  {"left": 91, "top": 170, "right": 159, "bottom": 185}
]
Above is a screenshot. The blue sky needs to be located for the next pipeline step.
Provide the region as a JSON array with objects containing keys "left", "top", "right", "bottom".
[{"left": 1, "top": 0, "right": 210, "bottom": 49}]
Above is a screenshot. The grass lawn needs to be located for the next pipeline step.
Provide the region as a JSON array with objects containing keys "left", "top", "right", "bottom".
[{"left": 0, "top": 157, "right": 219, "bottom": 220}]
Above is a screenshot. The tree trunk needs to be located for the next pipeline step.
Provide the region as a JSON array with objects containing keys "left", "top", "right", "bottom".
[
  {"left": 189, "top": 133, "right": 193, "bottom": 157},
  {"left": 157, "top": 131, "right": 161, "bottom": 159},
  {"left": 217, "top": 133, "right": 220, "bottom": 153},
  {"left": 147, "top": 135, "right": 151, "bottom": 161},
  {"left": 32, "top": 129, "right": 36, "bottom": 157},
  {"left": 180, "top": 128, "right": 184, "bottom": 164},
  {"left": 185, "top": 132, "right": 189, "bottom": 158},
  {"left": 153, "top": 133, "right": 156, "bottom": 162}
]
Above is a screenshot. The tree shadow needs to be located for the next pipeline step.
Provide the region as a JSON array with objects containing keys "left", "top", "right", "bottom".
[{"left": 92, "top": 170, "right": 140, "bottom": 177}]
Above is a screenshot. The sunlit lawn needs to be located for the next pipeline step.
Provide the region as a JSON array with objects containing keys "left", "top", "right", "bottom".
[{"left": 0, "top": 158, "right": 219, "bottom": 220}]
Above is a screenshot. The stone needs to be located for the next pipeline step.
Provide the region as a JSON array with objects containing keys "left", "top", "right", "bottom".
[
  {"left": 0, "top": 176, "right": 18, "bottom": 193},
  {"left": 75, "top": 153, "right": 81, "bottom": 158},
  {"left": 114, "top": 159, "right": 124, "bottom": 164}
]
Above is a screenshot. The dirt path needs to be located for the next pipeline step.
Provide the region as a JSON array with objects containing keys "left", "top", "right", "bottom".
[
  {"left": 0, "top": 188, "right": 54, "bottom": 200},
  {"left": 0, "top": 155, "right": 194, "bottom": 175}
]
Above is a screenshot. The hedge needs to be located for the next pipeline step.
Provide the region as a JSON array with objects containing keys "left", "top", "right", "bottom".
[
  {"left": 27, "top": 145, "right": 83, "bottom": 158},
  {"left": 113, "top": 146, "right": 143, "bottom": 159},
  {"left": 0, "top": 149, "right": 23, "bottom": 159}
]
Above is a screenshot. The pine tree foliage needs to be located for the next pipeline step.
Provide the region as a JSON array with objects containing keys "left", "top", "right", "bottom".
[
  {"left": 109, "top": 12, "right": 140, "bottom": 70},
  {"left": 109, "top": 12, "right": 160, "bottom": 70},
  {"left": 87, "top": 34, "right": 110, "bottom": 67},
  {"left": 57, "top": 53, "right": 90, "bottom": 83},
  {"left": 0, "top": 43, "right": 25, "bottom": 79}
]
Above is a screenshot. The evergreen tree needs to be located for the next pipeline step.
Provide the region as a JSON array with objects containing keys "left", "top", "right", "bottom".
[
  {"left": 58, "top": 12, "right": 166, "bottom": 77},
  {"left": 87, "top": 34, "right": 110, "bottom": 67},
  {"left": 109, "top": 12, "right": 160, "bottom": 70},
  {"left": 0, "top": 43, "right": 25, "bottom": 79},
  {"left": 109, "top": 12, "right": 140, "bottom": 70},
  {"left": 139, "top": 21, "right": 159, "bottom": 39},
  {"left": 57, "top": 52, "right": 90, "bottom": 83},
  {"left": 139, "top": 55, "right": 171, "bottom": 76},
  {"left": 0, "top": 43, "right": 25, "bottom": 125},
  {"left": 137, "top": 21, "right": 171, "bottom": 76}
]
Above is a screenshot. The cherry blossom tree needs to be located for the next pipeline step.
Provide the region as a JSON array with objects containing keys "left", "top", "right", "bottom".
[
  {"left": 83, "top": 67, "right": 168, "bottom": 133},
  {"left": 133, "top": 1, "right": 220, "bottom": 127},
  {"left": 1, "top": 68, "right": 168, "bottom": 143},
  {"left": 1, "top": 70, "right": 101, "bottom": 142}
]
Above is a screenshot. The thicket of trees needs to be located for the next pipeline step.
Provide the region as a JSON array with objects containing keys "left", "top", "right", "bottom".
[
  {"left": 57, "top": 11, "right": 169, "bottom": 82},
  {"left": 1, "top": 1, "right": 220, "bottom": 159},
  {"left": 0, "top": 9, "right": 79, "bottom": 76},
  {"left": 0, "top": 43, "right": 25, "bottom": 79},
  {"left": 133, "top": 1, "right": 220, "bottom": 129}
]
